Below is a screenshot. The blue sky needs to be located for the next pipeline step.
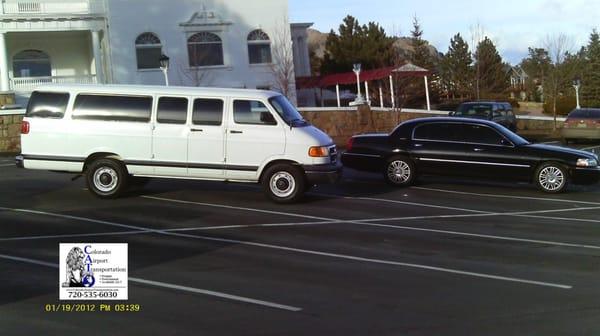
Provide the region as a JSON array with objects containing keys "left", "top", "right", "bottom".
[{"left": 290, "top": 0, "right": 600, "bottom": 64}]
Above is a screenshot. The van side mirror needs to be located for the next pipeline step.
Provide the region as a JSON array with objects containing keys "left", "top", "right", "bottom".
[{"left": 260, "top": 112, "right": 276, "bottom": 125}]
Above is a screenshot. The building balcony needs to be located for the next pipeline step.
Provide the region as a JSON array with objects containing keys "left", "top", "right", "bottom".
[
  {"left": 11, "top": 74, "right": 97, "bottom": 92},
  {"left": 1, "top": 0, "right": 106, "bottom": 16}
]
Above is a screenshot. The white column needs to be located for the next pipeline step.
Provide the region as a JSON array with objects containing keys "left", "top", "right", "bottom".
[
  {"left": 365, "top": 81, "right": 370, "bottom": 105},
  {"left": 379, "top": 84, "right": 384, "bottom": 108},
  {"left": 0, "top": 33, "right": 10, "bottom": 92},
  {"left": 424, "top": 75, "right": 431, "bottom": 111},
  {"left": 91, "top": 30, "right": 104, "bottom": 84},
  {"left": 335, "top": 84, "right": 341, "bottom": 108},
  {"left": 389, "top": 75, "right": 395, "bottom": 109}
]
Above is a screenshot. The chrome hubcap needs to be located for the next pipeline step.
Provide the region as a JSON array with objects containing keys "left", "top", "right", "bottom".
[
  {"left": 270, "top": 171, "right": 295, "bottom": 198},
  {"left": 387, "top": 160, "right": 411, "bottom": 184},
  {"left": 93, "top": 167, "right": 118, "bottom": 193},
  {"left": 539, "top": 166, "right": 564, "bottom": 191}
]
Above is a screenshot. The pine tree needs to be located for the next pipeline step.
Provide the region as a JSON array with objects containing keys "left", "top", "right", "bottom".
[
  {"left": 320, "top": 15, "right": 394, "bottom": 74},
  {"left": 520, "top": 48, "right": 551, "bottom": 102},
  {"left": 409, "top": 16, "right": 434, "bottom": 70},
  {"left": 582, "top": 30, "right": 600, "bottom": 107},
  {"left": 474, "top": 37, "right": 508, "bottom": 98},
  {"left": 440, "top": 33, "right": 473, "bottom": 99}
]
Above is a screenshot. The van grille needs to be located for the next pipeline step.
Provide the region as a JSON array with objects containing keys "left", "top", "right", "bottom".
[{"left": 329, "top": 145, "right": 338, "bottom": 163}]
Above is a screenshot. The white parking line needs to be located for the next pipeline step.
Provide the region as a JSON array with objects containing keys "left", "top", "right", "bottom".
[
  {"left": 412, "top": 187, "right": 600, "bottom": 206},
  {"left": 0, "top": 253, "right": 302, "bottom": 312},
  {"left": 142, "top": 196, "right": 331, "bottom": 221},
  {"left": 0, "top": 206, "right": 573, "bottom": 289}
]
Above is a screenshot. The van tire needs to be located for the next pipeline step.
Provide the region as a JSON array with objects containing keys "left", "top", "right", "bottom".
[
  {"left": 86, "top": 158, "right": 128, "bottom": 199},
  {"left": 262, "top": 164, "right": 306, "bottom": 204}
]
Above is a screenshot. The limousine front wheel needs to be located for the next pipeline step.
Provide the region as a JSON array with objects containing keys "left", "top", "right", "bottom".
[
  {"left": 535, "top": 162, "right": 568, "bottom": 193},
  {"left": 262, "top": 164, "right": 306, "bottom": 204},
  {"left": 384, "top": 157, "right": 416, "bottom": 187},
  {"left": 86, "top": 159, "right": 128, "bottom": 199}
]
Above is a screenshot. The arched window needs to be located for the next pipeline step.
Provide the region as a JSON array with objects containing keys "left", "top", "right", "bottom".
[
  {"left": 135, "top": 32, "right": 162, "bottom": 70},
  {"left": 13, "top": 50, "right": 51, "bottom": 78},
  {"left": 187, "top": 32, "right": 224, "bottom": 67},
  {"left": 247, "top": 29, "right": 271, "bottom": 64}
]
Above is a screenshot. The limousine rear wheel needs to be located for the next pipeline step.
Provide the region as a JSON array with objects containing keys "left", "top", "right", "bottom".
[
  {"left": 86, "top": 159, "right": 128, "bottom": 199},
  {"left": 262, "top": 164, "right": 306, "bottom": 204},
  {"left": 384, "top": 156, "right": 416, "bottom": 187},
  {"left": 535, "top": 162, "right": 568, "bottom": 193}
]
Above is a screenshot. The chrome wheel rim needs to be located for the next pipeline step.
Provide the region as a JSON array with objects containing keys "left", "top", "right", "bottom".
[
  {"left": 387, "top": 160, "right": 411, "bottom": 184},
  {"left": 270, "top": 171, "right": 295, "bottom": 198},
  {"left": 93, "top": 167, "right": 118, "bottom": 193},
  {"left": 539, "top": 166, "right": 564, "bottom": 191}
]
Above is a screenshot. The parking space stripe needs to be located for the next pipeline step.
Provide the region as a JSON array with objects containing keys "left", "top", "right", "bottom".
[
  {"left": 0, "top": 253, "right": 302, "bottom": 312},
  {"left": 0, "top": 206, "right": 573, "bottom": 289},
  {"left": 142, "top": 196, "right": 332, "bottom": 221},
  {"left": 412, "top": 187, "right": 600, "bottom": 206}
]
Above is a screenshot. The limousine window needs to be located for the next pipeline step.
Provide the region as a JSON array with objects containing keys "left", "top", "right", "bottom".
[
  {"left": 72, "top": 95, "right": 152, "bottom": 122},
  {"left": 157, "top": 97, "right": 188, "bottom": 124},
  {"left": 461, "top": 124, "right": 508, "bottom": 145},
  {"left": 234, "top": 100, "right": 276, "bottom": 125},
  {"left": 413, "top": 123, "right": 462, "bottom": 142},
  {"left": 192, "top": 98, "right": 223, "bottom": 126},
  {"left": 26, "top": 91, "right": 69, "bottom": 119}
]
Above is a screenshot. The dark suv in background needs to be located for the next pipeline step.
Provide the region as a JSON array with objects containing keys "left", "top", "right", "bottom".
[{"left": 450, "top": 102, "right": 517, "bottom": 132}]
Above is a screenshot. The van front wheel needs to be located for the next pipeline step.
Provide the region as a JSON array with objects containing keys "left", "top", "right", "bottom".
[
  {"left": 86, "top": 159, "right": 128, "bottom": 199},
  {"left": 262, "top": 164, "right": 306, "bottom": 204}
]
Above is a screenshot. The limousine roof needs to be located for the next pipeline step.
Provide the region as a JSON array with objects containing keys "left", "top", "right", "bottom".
[{"left": 33, "top": 84, "right": 282, "bottom": 99}]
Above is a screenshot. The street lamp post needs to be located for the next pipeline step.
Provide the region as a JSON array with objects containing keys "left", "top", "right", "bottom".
[
  {"left": 159, "top": 54, "right": 170, "bottom": 86},
  {"left": 572, "top": 77, "right": 581, "bottom": 109},
  {"left": 352, "top": 63, "right": 364, "bottom": 104}
]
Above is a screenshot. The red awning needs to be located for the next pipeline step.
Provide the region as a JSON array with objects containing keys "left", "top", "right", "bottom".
[{"left": 296, "top": 63, "right": 431, "bottom": 90}]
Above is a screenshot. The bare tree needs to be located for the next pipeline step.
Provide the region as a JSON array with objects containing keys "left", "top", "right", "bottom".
[
  {"left": 544, "top": 34, "right": 580, "bottom": 129},
  {"left": 174, "top": 46, "right": 208, "bottom": 86},
  {"left": 270, "top": 21, "right": 296, "bottom": 102}
]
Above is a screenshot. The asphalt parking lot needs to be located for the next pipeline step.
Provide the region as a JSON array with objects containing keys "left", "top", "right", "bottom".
[{"left": 1, "top": 143, "right": 600, "bottom": 335}]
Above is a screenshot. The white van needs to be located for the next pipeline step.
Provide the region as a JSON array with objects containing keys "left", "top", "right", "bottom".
[{"left": 16, "top": 84, "right": 341, "bottom": 203}]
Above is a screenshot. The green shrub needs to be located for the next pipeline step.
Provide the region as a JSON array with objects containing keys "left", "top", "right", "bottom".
[{"left": 543, "top": 96, "right": 577, "bottom": 116}]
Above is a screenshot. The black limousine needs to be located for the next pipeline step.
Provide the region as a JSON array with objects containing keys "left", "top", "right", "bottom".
[{"left": 341, "top": 117, "right": 599, "bottom": 193}]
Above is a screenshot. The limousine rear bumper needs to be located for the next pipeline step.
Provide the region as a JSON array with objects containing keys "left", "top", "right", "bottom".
[
  {"left": 303, "top": 162, "right": 343, "bottom": 184},
  {"left": 571, "top": 166, "right": 600, "bottom": 185}
]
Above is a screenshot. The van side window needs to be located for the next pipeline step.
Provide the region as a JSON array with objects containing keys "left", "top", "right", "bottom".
[
  {"left": 26, "top": 91, "right": 69, "bottom": 119},
  {"left": 72, "top": 95, "right": 152, "bottom": 122},
  {"left": 233, "top": 100, "right": 276, "bottom": 125},
  {"left": 192, "top": 98, "right": 223, "bottom": 126},
  {"left": 157, "top": 97, "right": 188, "bottom": 124}
]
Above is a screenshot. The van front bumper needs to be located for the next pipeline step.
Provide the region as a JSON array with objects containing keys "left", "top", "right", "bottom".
[
  {"left": 15, "top": 155, "right": 24, "bottom": 168},
  {"left": 303, "top": 162, "right": 343, "bottom": 184}
]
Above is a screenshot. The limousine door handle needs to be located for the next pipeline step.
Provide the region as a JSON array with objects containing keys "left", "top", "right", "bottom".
[
  {"left": 230, "top": 130, "right": 243, "bottom": 134},
  {"left": 473, "top": 148, "right": 484, "bottom": 152}
]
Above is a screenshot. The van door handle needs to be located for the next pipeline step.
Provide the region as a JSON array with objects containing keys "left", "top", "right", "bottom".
[
  {"left": 191, "top": 128, "right": 204, "bottom": 132},
  {"left": 230, "top": 130, "right": 243, "bottom": 134}
]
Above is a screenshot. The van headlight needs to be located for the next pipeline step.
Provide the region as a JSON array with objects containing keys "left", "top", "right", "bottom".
[
  {"left": 577, "top": 158, "right": 598, "bottom": 167},
  {"left": 308, "top": 146, "right": 329, "bottom": 157}
]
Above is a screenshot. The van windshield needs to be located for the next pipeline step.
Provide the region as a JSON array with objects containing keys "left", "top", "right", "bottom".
[
  {"left": 269, "top": 95, "right": 309, "bottom": 127},
  {"left": 455, "top": 104, "right": 492, "bottom": 119}
]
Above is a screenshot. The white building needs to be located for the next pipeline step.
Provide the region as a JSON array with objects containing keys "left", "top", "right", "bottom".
[{"left": 0, "top": 0, "right": 313, "bottom": 104}]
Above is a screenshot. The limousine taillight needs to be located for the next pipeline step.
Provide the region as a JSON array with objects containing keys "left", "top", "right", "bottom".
[
  {"left": 346, "top": 137, "right": 354, "bottom": 151},
  {"left": 21, "top": 121, "right": 30, "bottom": 135}
]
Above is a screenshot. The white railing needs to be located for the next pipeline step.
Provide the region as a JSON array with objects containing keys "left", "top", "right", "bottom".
[
  {"left": 1, "top": 0, "right": 106, "bottom": 15},
  {"left": 10, "top": 75, "right": 97, "bottom": 91}
]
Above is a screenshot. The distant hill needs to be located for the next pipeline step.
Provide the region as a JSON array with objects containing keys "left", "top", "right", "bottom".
[{"left": 307, "top": 29, "right": 441, "bottom": 72}]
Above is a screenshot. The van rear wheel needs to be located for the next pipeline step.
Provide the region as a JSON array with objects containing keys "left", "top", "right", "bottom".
[
  {"left": 262, "top": 164, "right": 306, "bottom": 204},
  {"left": 86, "top": 158, "right": 128, "bottom": 199}
]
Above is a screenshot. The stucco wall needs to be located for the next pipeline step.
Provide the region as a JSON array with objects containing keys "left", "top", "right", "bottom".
[
  {"left": 107, "top": 0, "right": 293, "bottom": 96},
  {"left": 7, "top": 31, "right": 94, "bottom": 78}
]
